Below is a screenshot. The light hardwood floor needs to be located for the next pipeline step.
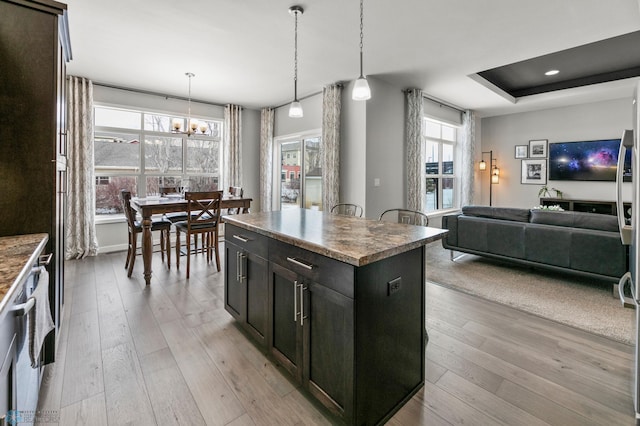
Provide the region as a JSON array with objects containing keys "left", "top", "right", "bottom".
[{"left": 35, "top": 243, "right": 636, "bottom": 425}]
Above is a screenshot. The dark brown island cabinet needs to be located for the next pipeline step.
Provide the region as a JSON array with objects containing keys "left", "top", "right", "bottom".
[
  {"left": 224, "top": 210, "right": 447, "bottom": 425},
  {"left": 0, "top": 0, "right": 71, "bottom": 364}
]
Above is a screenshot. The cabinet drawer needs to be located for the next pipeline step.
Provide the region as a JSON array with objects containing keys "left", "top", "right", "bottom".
[
  {"left": 270, "top": 239, "right": 354, "bottom": 299},
  {"left": 225, "top": 224, "right": 268, "bottom": 258}
]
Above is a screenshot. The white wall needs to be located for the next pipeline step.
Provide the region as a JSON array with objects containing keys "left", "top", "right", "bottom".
[
  {"left": 480, "top": 97, "right": 634, "bottom": 208},
  {"left": 340, "top": 81, "right": 367, "bottom": 215},
  {"left": 364, "top": 77, "right": 406, "bottom": 219}
]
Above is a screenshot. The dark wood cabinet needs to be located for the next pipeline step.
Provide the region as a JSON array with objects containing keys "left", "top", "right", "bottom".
[
  {"left": 0, "top": 0, "right": 70, "bottom": 364},
  {"left": 268, "top": 242, "right": 355, "bottom": 420},
  {"left": 224, "top": 225, "right": 268, "bottom": 346},
  {"left": 225, "top": 220, "right": 428, "bottom": 425}
]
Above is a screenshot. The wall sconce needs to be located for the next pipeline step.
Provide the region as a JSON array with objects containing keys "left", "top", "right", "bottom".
[{"left": 479, "top": 150, "right": 499, "bottom": 205}]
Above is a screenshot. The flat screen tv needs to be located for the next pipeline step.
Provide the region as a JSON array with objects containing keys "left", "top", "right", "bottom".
[{"left": 548, "top": 139, "right": 631, "bottom": 182}]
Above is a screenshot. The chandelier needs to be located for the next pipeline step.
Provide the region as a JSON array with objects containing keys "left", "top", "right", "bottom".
[{"left": 172, "top": 72, "right": 207, "bottom": 136}]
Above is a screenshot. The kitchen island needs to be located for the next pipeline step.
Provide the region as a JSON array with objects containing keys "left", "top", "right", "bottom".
[{"left": 223, "top": 209, "right": 447, "bottom": 425}]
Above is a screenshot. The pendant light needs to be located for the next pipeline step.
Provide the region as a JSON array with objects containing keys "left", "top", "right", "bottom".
[
  {"left": 171, "top": 72, "right": 207, "bottom": 136},
  {"left": 352, "top": 0, "right": 371, "bottom": 100},
  {"left": 288, "top": 6, "right": 304, "bottom": 118}
]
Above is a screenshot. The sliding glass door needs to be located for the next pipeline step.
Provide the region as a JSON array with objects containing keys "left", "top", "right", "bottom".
[{"left": 274, "top": 135, "right": 322, "bottom": 211}]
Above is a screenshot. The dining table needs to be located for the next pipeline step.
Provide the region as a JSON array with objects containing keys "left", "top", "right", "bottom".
[{"left": 130, "top": 195, "right": 252, "bottom": 285}]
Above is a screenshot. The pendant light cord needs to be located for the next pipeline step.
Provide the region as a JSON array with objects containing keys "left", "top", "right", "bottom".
[
  {"left": 359, "top": 0, "right": 364, "bottom": 78},
  {"left": 293, "top": 9, "right": 299, "bottom": 101}
]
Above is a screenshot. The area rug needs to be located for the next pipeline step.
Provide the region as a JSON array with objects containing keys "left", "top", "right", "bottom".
[{"left": 425, "top": 241, "right": 635, "bottom": 345}]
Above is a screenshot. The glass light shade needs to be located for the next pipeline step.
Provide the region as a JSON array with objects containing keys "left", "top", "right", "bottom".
[
  {"left": 479, "top": 160, "right": 487, "bottom": 171},
  {"left": 289, "top": 101, "right": 303, "bottom": 118},
  {"left": 172, "top": 118, "right": 182, "bottom": 131},
  {"left": 491, "top": 174, "right": 499, "bottom": 184},
  {"left": 493, "top": 166, "right": 500, "bottom": 176},
  {"left": 352, "top": 77, "right": 371, "bottom": 100}
]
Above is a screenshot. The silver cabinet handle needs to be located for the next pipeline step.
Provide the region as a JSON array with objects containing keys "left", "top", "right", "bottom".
[
  {"left": 233, "top": 234, "right": 249, "bottom": 243},
  {"left": 286, "top": 257, "right": 314, "bottom": 270},
  {"left": 239, "top": 253, "right": 246, "bottom": 282},
  {"left": 293, "top": 280, "right": 299, "bottom": 322},
  {"left": 13, "top": 298, "right": 35, "bottom": 316},
  {"left": 39, "top": 253, "right": 53, "bottom": 265},
  {"left": 236, "top": 251, "right": 241, "bottom": 281},
  {"left": 300, "top": 284, "right": 307, "bottom": 326}
]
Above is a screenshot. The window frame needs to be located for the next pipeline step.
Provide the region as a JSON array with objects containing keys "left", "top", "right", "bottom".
[{"left": 423, "top": 118, "right": 458, "bottom": 213}]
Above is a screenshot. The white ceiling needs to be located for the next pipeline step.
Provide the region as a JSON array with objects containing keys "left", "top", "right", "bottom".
[{"left": 63, "top": 0, "right": 640, "bottom": 117}]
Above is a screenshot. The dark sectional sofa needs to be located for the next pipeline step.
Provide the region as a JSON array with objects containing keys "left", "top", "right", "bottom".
[{"left": 441, "top": 206, "right": 628, "bottom": 282}]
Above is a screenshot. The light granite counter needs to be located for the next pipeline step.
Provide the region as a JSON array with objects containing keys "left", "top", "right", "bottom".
[
  {"left": 223, "top": 209, "right": 447, "bottom": 266},
  {"left": 0, "top": 233, "right": 48, "bottom": 314}
]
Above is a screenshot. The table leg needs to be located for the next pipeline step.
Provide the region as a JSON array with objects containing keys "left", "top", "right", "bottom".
[{"left": 142, "top": 215, "right": 153, "bottom": 285}]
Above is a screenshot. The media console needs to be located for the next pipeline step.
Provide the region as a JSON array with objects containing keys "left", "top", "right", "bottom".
[{"left": 540, "top": 198, "right": 631, "bottom": 219}]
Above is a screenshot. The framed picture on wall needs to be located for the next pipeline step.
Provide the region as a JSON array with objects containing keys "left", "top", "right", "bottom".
[
  {"left": 521, "top": 159, "right": 547, "bottom": 184},
  {"left": 529, "top": 139, "right": 548, "bottom": 158},
  {"left": 515, "top": 145, "right": 528, "bottom": 159}
]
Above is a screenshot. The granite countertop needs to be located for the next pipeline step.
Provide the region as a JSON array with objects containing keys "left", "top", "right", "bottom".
[
  {"left": 0, "top": 233, "right": 48, "bottom": 315},
  {"left": 224, "top": 209, "right": 448, "bottom": 266}
]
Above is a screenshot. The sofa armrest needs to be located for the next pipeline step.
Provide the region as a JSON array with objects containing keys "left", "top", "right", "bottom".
[{"left": 441, "top": 214, "right": 459, "bottom": 248}]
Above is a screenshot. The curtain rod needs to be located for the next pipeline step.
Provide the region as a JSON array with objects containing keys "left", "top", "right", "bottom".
[
  {"left": 402, "top": 89, "right": 466, "bottom": 114},
  {"left": 92, "top": 81, "right": 234, "bottom": 109},
  {"left": 422, "top": 94, "right": 466, "bottom": 115}
]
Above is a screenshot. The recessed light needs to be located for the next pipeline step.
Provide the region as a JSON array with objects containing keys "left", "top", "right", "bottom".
[{"left": 545, "top": 70, "right": 560, "bottom": 76}]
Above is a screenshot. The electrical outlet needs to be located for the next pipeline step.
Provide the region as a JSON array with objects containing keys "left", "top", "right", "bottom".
[{"left": 388, "top": 277, "right": 401, "bottom": 296}]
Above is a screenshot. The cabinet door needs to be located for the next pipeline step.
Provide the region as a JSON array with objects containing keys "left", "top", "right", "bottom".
[
  {"left": 224, "top": 242, "right": 244, "bottom": 321},
  {"left": 245, "top": 252, "right": 268, "bottom": 344},
  {"left": 269, "top": 263, "right": 302, "bottom": 381},
  {"left": 303, "top": 281, "right": 354, "bottom": 420}
]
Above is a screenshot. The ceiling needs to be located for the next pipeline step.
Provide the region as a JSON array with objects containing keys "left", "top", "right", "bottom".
[{"left": 63, "top": 0, "right": 640, "bottom": 117}]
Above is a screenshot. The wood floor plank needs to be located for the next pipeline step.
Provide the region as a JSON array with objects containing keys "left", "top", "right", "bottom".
[
  {"left": 495, "top": 378, "right": 603, "bottom": 426},
  {"left": 387, "top": 396, "right": 452, "bottom": 426},
  {"left": 139, "top": 347, "right": 206, "bottom": 426},
  {"left": 428, "top": 327, "right": 633, "bottom": 425},
  {"left": 427, "top": 342, "right": 505, "bottom": 394},
  {"left": 58, "top": 392, "right": 108, "bottom": 426},
  {"left": 160, "top": 318, "right": 246, "bottom": 425},
  {"left": 36, "top": 252, "right": 636, "bottom": 426},
  {"left": 194, "top": 319, "right": 323, "bottom": 425},
  {"left": 102, "top": 342, "right": 156, "bottom": 426},
  {"left": 60, "top": 309, "right": 104, "bottom": 407}
]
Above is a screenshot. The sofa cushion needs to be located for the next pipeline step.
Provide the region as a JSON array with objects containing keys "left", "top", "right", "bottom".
[
  {"left": 530, "top": 210, "right": 619, "bottom": 232},
  {"left": 461, "top": 206, "right": 530, "bottom": 223},
  {"left": 524, "top": 223, "right": 571, "bottom": 268}
]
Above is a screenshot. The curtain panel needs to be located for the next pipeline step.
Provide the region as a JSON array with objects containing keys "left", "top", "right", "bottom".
[
  {"left": 405, "top": 89, "right": 425, "bottom": 211},
  {"left": 66, "top": 76, "right": 99, "bottom": 259},
  {"left": 321, "top": 84, "right": 342, "bottom": 212},
  {"left": 224, "top": 104, "right": 242, "bottom": 191},
  {"left": 460, "top": 110, "right": 476, "bottom": 207},
  {"left": 259, "top": 108, "right": 275, "bottom": 212}
]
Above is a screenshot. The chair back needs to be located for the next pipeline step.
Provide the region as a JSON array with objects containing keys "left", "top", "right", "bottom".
[
  {"left": 228, "top": 186, "right": 244, "bottom": 197},
  {"left": 120, "top": 190, "right": 137, "bottom": 229},
  {"left": 185, "top": 191, "right": 223, "bottom": 231},
  {"left": 159, "top": 186, "right": 180, "bottom": 195},
  {"left": 330, "top": 203, "right": 363, "bottom": 217},
  {"left": 378, "top": 208, "right": 429, "bottom": 226}
]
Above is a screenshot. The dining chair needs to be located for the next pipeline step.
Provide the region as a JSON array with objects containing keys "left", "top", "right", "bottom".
[
  {"left": 226, "top": 186, "right": 244, "bottom": 215},
  {"left": 378, "top": 208, "right": 429, "bottom": 227},
  {"left": 330, "top": 203, "right": 364, "bottom": 217},
  {"left": 120, "top": 190, "right": 173, "bottom": 277},
  {"left": 175, "top": 191, "right": 223, "bottom": 278}
]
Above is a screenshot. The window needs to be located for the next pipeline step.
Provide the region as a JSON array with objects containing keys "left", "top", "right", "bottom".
[
  {"left": 94, "top": 105, "right": 223, "bottom": 216},
  {"left": 424, "top": 118, "right": 457, "bottom": 212}
]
